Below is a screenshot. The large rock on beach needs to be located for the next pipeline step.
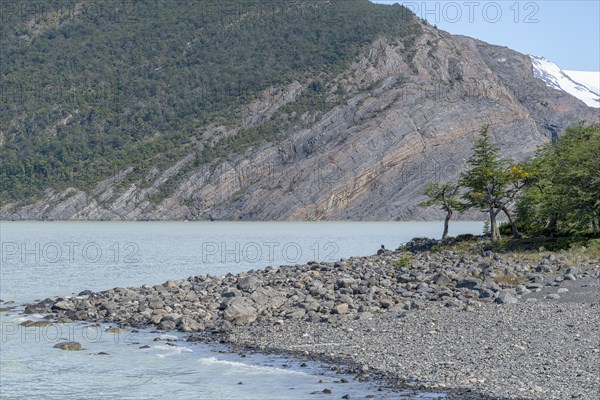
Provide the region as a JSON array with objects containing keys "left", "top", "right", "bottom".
[
  {"left": 224, "top": 303, "right": 258, "bottom": 325},
  {"left": 54, "top": 342, "right": 82, "bottom": 351}
]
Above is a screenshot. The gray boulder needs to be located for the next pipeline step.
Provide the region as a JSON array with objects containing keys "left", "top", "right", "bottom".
[
  {"left": 479, "top": 288, "right": 496, "bottom": 299},
  {"left": 237, "top": 276, "right": 262, "bottom": 293},
  {"left": 54, "top": 342, "right": 82, "bottom": 351},
  {"left": 495, "top": 290, "right": 518, "bottom": 305},
  {"left": 24, "top": 301, "right": 50, "bottom": 314},
  {"left": 177, "top": 317, "right": 203, "bottom": 332},
  {"left": 456, "top": 277, "right": 483, "bottom": 290},
  {"left": 565, "top": 267, "right": 582, "bottom": 277},
  {"left": 52, "top": 300, "right": 76, "bottom": 312},
  {"left": 432, "top": 272, "right": 451, "bottom": 287},
  {"left": 157, "top": 319, "right": 177, "bottom": 330},
  {"left": 224, "top": 303, "right": 258, "bottom": 325}
]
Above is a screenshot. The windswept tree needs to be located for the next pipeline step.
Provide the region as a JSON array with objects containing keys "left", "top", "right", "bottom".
[
  {"left": 418, "top": 182, "right": 462, "bottom": 239},
  {"left": 499, "top": 163, "right": 532, "bottom": 238},
  {"left": 460, "top": 126, "right": 530, "bottom": 240}
]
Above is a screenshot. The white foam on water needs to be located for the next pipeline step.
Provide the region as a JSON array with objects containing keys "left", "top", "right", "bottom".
[
  {"left": 196, "top": 357, "right": 308, "bottom": 376},
  {"left": 158, "top": 334, "right": 179, "bottom": 340},
  {"left": 2, "top": 314, "right": 41, "bottom": 324},
  {"left": 10, "top": 316, "right": 29, "bottom": 324},
  {"left": 150, "top": 345, "right": 194, "bottom": 357}
]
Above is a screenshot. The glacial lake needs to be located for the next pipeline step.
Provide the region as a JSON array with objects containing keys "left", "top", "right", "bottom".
[{"left": 0, "top": 221, "right": 482, "bottom": 400}]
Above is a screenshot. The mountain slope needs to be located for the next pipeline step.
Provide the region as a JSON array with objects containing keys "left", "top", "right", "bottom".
[
  {"left": 531, "top": 56, "right": 600, "bottom": 108},
  {"left": 0, "top": 0, "right": 420, "bottom": 204},
  {"left": 0, "top": 2, "right": 597, "bottom": 221}
]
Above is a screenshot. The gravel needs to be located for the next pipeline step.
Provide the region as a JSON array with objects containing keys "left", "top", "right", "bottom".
[{"left": 226, "top": 300, "right": 600, "bottom": 399}]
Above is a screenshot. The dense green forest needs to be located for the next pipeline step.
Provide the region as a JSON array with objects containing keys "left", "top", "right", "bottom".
[
  {"left": 0, "top": 0, "right": 420, "bottom": 205},
  {"left": 515, "top": 123, "right": 600, "bottom": 236}
]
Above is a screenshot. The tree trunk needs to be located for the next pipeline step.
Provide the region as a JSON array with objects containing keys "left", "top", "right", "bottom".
[
  {"left": 443, "top": 209, "right": 452, "bottom": 239},
  {"left": 490, "top": 208, "right": 501, "bottom": 241},
  {"left": 545, "top": 215, "right": 559, "bottom": 236},
  {"left": 502, "top": 206, "right": 521, "bottom": 238}
]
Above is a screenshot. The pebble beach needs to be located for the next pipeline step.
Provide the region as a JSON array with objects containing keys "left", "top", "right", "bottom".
[{"left": 17, "top": 238, "right": 600, "bottom": 399}]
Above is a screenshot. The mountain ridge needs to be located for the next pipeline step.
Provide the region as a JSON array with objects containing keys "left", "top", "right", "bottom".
[{"left": 0, "top": 1, "right": 597, "bottom": 221}]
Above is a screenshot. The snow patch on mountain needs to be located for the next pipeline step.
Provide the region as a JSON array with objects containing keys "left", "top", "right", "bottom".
[
  {"left": 563, "top": 70, "right": 600, "bottom": 94},
  {"left": 530, "top": 56, "right": 599, "bottom": 108}
]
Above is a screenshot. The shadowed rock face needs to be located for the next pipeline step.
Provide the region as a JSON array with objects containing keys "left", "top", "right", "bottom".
[{"left": 2, "top": 24, "right": 596, "bottom": 221}]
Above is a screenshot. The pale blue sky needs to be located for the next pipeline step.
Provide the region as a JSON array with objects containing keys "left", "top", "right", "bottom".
[{"left": 371, "top": 1, "right": 600, "bottom": 71}]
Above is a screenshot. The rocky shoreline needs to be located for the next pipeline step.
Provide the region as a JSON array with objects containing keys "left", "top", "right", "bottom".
[{"left": 20, "top": 238, "right": 600, "bottom": 399}]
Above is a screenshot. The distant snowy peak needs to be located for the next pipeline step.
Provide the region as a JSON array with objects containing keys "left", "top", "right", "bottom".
[{"left": 530, "top": 55, "right": 599, "bottom": 108}]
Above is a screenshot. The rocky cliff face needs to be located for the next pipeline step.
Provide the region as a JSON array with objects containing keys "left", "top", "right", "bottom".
[{"left": 2, "top": 24, "right": 596, "bottom": 221}]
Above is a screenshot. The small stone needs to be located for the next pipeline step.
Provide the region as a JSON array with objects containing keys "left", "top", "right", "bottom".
[
  {"left": 564, "top": 274, "right": 576, "bottom": 281},
  {"left": 222, "top": 289, "right": 241, "bottom": 298},
  {"left": 525, "top": 282, "right": 543, "bottom": 290},
  {"left": 557, "top": 288, "right": 569, "bottom": 294},
  {"left": 515, "top": 285, "right": 529, "bottom": 295},
  {"left": 546, "top": 294, "right": 560, "bottom": 300},
  {"left": 479, "top": 288, "right": 496, "bottom": 299},
  {"left": 379, "top": 299, "right": 393, "bottom": 308},
  {"left": 333, "top": 303, "right": 349, "bottom": 315},
  {"left": 286, "top": 309, "right": 306, "bottom": 319},
  {"left": 416, "top": 283, "right": 430, "bottom": 293},
  {"left": 537, "top": 264, "right": 553, "bottom": 273},
  {"left": 322, "top": 388, "right": 332, "bottom": 394}
]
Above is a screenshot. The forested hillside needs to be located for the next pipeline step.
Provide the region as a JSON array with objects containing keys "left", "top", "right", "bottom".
[
  {"left": 0, "top": 0, "right": 419, "bottom": 204},
  {"left": 0, "top": 1, "right": 595, "bottom": 221}
]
